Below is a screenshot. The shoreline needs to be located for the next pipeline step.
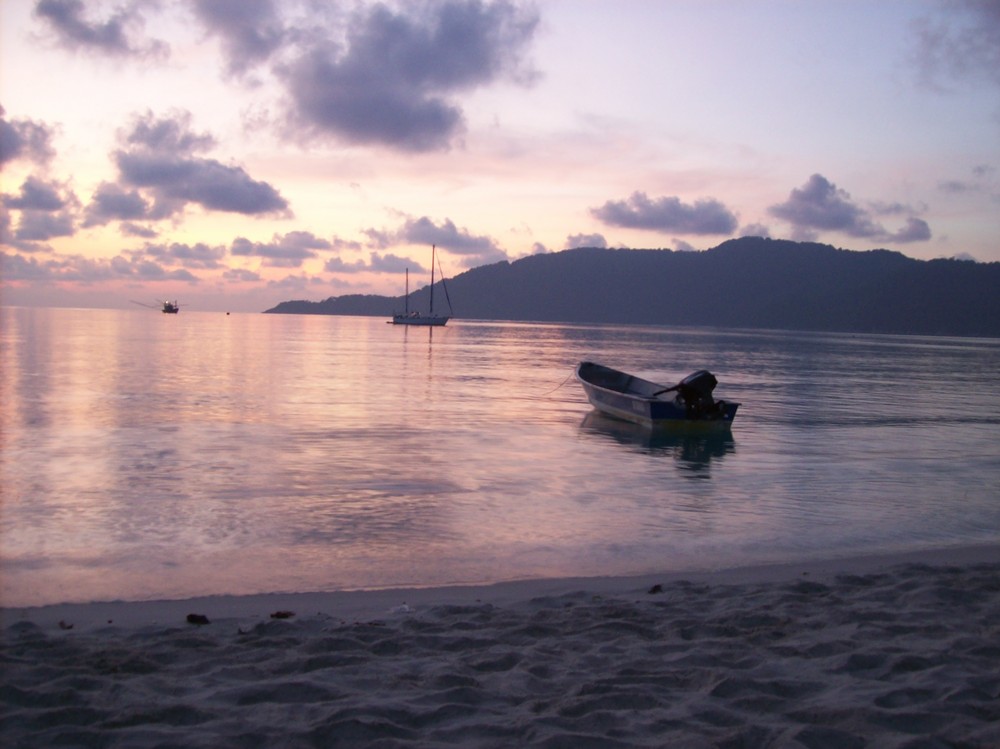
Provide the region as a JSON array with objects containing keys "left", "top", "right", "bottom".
[
  {"left": 4, "top": 542, "right": 997, "bottom": 633},
  {"left": 3, "top": 543, "right": 999, "bottom": 748}
]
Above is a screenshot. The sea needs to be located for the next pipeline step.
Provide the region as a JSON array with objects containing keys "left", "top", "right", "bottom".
[{"left": 2, "top": 306, "right": 999, "bottom": 608}]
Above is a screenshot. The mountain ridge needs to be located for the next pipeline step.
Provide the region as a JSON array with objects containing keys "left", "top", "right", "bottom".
[{"left": 264, "top": 237, "right": 1000, "bottom": 337}]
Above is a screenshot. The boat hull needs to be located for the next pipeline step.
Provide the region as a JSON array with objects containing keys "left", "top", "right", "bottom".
[
  {"left": 391, "top": 315, "right": 449, "bottom": 326},
  {"left": 576, "top": 361, "right": 739, "bottom": 429}
]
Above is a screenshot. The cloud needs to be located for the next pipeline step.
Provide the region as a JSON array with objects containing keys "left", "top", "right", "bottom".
[
  {"left": 133, "top": 241, "right": 228, "bottom": 270},
  {"left": 0, "top": 249, "right": 197, "bottom": 283},
  {"left": 769, "top": 174, "right": 875, "bottom": 237},
  {"left": 355, "top": 215, "right": 508, "bottom": 269},
  {"left": 191, "top": 0, "right": 287, "bottom": 77},
  {"left": 33, "top": 0, "right": 169, "bottom": 59},
  {"left": 123, "top": 109, "right": 217, "bottom": 152},
  {"left": 938, "top": 164, "right": 996, "bottom": 194},
  {"left": 768, "top": 174, "right": 931, "bottom": 244},
  {"left": 278, "top": 229, "right": 331, "bottom": 250},
  {"left": 223, "top": 267, "right": 262, "bottom": 282},
  {"left": 14, "top": 210, "right": 75, "bottom": 242},
  {"left": 111, "top": 111, "right": 290, "bottom": 218},
  {"left": 1, "top": 251, "right": 52, "bottom": 280},
  {"left": 889, "top": 217, "right": 932, "bottom": 243},
  {"left": 398, "top": 216, "right": 501, "bottom": 256},
  {"left": 0, "top": 107, "right": 56, "bottom": 168},
  {"left": 1, "top": 177, "right": 79, "bottom": 247},
  {"left": 120, "top": 258, "right": 199, "bottom": 282},
  {"left": 324, "top": 256, "right": 369, "bottom": 274},
  {"left": 739, "top": 223, "right": 771, "bottom": 238},
  {"left": 83, "top": 182, "right": 150, "bottom": 226},
  {"left": 565, "top": 233, "right": 607, "bottom": 249},
  {"left": 367, "top": 252, "right": 413, "bottom": 273},
  {"left": 911, "top": 0, "right": 1000, "bottom": 89},
  {"left": 2, "top": 176, "right": 66, "bottom": 211},
  {"left": 230, "top": 230, "right": 330, "bottom": 267},
  {"left": 590, "top": 191, "right": 739, "bottom": 235},
  {"left": 119, "top": 222, "right": 158, "bottom": 238},
  {"left": 323, "top": 251, "right": 414, "bottom": 274},
  {"left": 331, "top": 237, "right": 363, "bottom": 252},
  {"left": 265, "top": 272, "right": 329, "bottom": 292},
  {"left": 279, "top": 1, "right": 539, "bottom": 151},
  {"left": 974, "top": 164, "right": 995, "bottom": 180},
  {"left": 363, "top": 215, "right": 508, "bottom": 268}
]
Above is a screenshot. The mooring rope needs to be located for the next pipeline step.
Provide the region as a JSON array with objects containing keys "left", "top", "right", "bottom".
[{"left": 536, "top": 370, "right": 575, "bottom": 398}]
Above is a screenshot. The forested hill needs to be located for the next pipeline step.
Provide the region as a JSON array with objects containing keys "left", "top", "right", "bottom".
[{"left": 264, "top": 237, "right": 1000, "bottom": 337}]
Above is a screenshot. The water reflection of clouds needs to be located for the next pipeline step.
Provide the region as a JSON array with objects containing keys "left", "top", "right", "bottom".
[
  {"left": 6, "top": 309, "right": 999, "bottom": 607},
  {"left": 579, "top": 411, "right": 735, "bottom": 477},
  {"left": 275, "top": 426, "right": 462, "bottom": 547}
]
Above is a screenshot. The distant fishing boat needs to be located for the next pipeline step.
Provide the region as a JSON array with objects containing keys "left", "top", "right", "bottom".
[
  {"left": 131, "top": 299, "right": 181, "bottom": 313},
  {"left": 391, "top": 245, "right": 452, "bottom": 326},
  {"left": 576, "top": 361, "right": 739, "bottom": 428}
]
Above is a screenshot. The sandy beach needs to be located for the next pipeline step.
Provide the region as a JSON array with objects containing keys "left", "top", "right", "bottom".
[{"left": 2, "top": 545, "right": 999, "bottom": 748}]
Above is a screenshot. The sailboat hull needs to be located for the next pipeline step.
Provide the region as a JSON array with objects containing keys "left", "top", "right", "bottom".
[{"left": 391, "top": 314, "right": 450, "bottom": 326}]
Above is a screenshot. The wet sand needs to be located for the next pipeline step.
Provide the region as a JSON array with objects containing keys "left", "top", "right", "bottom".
[{"left": 2, "top": 545, "right": 999, "bottom": 748}]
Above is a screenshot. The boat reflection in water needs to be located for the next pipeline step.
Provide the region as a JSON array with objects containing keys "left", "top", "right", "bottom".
[{"left": 579, "top": 411, "right": 735, "bottom": 477}]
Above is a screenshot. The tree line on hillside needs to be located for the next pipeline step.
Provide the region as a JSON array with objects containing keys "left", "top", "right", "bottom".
[{"left": 265, "top": 237, "right": 1000, "bottom": 337}]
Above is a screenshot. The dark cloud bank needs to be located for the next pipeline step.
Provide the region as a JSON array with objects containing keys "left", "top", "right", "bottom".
[{"left": 192, "top": 0, "right": 540, "bottom": 152}]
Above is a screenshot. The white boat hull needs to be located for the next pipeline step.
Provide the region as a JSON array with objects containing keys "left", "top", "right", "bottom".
[{"left": 576, "top": 361, "right": 739, "bottom": 429}]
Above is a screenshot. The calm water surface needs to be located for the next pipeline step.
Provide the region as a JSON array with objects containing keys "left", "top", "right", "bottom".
[{"left": 2, "top": 307, "right": 999, "bottom": 607}]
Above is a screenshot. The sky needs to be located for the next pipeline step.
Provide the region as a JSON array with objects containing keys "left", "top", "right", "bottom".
[{"left": 1, "top": 0, "right": 998, "bottom": 313}]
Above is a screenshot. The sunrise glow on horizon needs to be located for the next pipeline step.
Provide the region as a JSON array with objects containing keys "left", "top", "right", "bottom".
[{"left": 2, "top": 0, "right": 998, "bottom": 313}]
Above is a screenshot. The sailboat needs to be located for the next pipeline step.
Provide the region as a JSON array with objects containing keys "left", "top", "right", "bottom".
[{"left": 391, "top": 245, "right": 452, "bottom": 326}]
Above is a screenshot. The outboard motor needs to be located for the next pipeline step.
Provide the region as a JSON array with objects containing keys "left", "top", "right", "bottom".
[{"left": 676, "top": 370, "right": 718, "bottom": 417}]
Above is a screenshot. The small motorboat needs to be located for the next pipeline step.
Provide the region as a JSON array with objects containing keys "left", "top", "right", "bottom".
[{"left": 575, "top": 361, "right": 739, "bottom": 428}]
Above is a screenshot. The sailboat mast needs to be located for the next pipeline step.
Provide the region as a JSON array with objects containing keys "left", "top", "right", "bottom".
[
  {"left": 404, "top": 268, "right": 409, "bottom": 316},
  {"left": 429, "top": 245, "right": 436, "bottom": 315}
]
